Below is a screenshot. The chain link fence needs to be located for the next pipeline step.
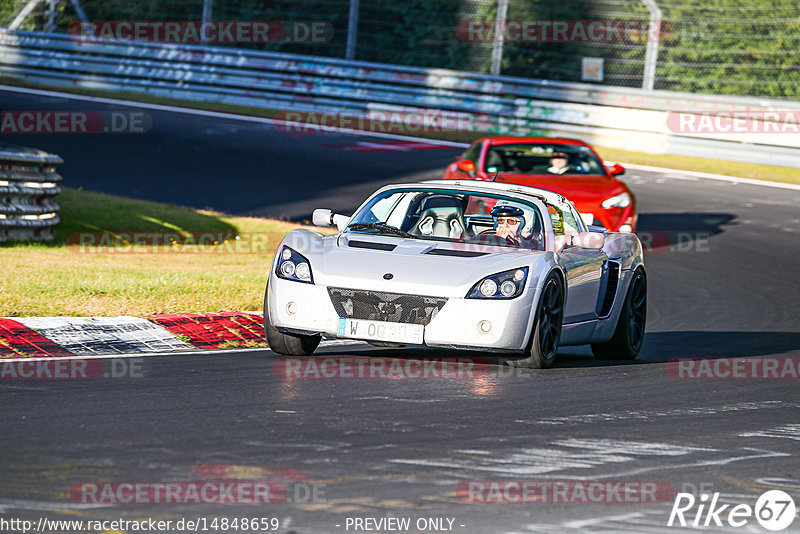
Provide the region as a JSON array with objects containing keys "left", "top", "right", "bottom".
[{"left": 1, "top": 0, "right": 797, "bottom": 99}]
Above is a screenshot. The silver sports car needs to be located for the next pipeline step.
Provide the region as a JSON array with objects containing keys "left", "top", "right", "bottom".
[{"left": 264, "top": 180, "right": 646, "bottom": 368}]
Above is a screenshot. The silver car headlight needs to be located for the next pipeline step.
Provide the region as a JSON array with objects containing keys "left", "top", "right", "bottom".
[
  {"left": 467, "top": 267, "right": 528, "bottom": 299},
  {"left": 601, "top": 192, "right": 631, "bottom": 209},
  {"left": 276, "top": 246, "right": 314, "bottom": 284}
]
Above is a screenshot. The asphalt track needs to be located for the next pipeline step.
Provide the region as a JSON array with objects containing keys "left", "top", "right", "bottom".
[{"left": 1, "top": 89, "right": 799, "bottom": 533}]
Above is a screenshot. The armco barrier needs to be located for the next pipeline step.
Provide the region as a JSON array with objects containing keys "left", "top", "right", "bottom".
[
  {"left": 0, "top": 29, "right": 798, "bottom": 167},
  {"left": 0, "top": 143, "right": 62, "bottom": 242}
]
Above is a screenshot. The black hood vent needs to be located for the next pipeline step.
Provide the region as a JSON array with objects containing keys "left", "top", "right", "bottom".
[
  {"left": 426, "top": 248, "right": 487, "bottom": 258},
  {"left": 347, "top": 239, "right": 397, "bottom": 251}
]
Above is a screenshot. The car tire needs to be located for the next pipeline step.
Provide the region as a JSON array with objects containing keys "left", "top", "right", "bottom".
[
  {"left": 591, "top": 268, "right": 646, "bottom": 360},
  {"left": 263, "top": 284, "right": 321, "bottom": 356},
  {"left": 508, "top": 273, "right": 564, "bottom": 369}
]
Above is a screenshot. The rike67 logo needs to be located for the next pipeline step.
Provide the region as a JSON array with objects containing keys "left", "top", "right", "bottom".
[{"left": 668, "top": 490, "right": 796, "bottom": 531}]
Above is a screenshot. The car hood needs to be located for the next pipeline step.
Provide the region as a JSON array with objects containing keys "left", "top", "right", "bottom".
[
  {"left": 492, "top": 174, "right": 627, "bottom": 205},
  {"left": 281, "top": 231, "right": 551, "bottom": 298}
]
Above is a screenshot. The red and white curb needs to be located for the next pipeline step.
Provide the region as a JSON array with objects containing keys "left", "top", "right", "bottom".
[{"left": 0, "top": 313, "right": 268, "bottom": 358}]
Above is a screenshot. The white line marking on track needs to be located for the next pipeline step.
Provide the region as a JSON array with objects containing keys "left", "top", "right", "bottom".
[
  {"left": 740, "top": 424, "right": 800, "bottom": 441},
  {"left": 590, "top": 448, "right": 791, "bottom": 479},
  {"left": 0, "top": 85, "right": 466, "bottom": 148},
  {"left": 0, "top": 498, "right": 108, "bottom": 513},
  {"left": 555, "top": 439, "right": 715, "bottom": 455},
  {"left": 0, "top": 348, "right": 253, "bottom": 363},
  {"left": 0, "top": 384, "right": 46, "bottom": 390},
  {"left": 656, "top": 173, "right": 699, "bottom": 181},
  {"left": 0, "top": 339, "right": 365, "bottom": 361},
  {"left": 755, "top": 478, "right": 800, "bottom": 490},
  {"left": 390, "top": 439, "right": 717, "bottom": 476},
  {"left": 623, "top": 163, "right": 800, "bottom": 191},
  {"left": 3, "top": 84, "right": 795, "bottom": 190},
  {"left": 531, "top": 401, "right": 797, "bottom": 425}
]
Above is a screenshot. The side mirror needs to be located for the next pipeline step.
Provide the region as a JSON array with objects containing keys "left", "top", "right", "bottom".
[
  {"left": 312, "top": 209, "right": 350, "bottom": 231},
  {"left": 312, "top": 208, "right": 333, "bottom": 227},
  {"left": 607, "top": 163, "right": 625, "bottom": 176},
  {"left": 456, "top": 159, "right": 476, "bottom": 177},
  {"left": 570, "top": 231, "right": 605, "bottom": 249},
  {"left": 332, "top": 214, "right": 350, "bottom": 231}
]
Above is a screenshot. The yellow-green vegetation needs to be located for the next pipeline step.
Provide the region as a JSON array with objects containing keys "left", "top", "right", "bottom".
[
  {"left": 2, "top": 76, "right": 798, "bottom": 185},
  {"left": 1, "top": 188, "right": 328, "bottom": 317}
]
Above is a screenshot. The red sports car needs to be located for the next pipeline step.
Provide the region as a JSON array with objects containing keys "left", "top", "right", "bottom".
[{"left": 442, "top": 137, "right": 636, "bottom": 232}]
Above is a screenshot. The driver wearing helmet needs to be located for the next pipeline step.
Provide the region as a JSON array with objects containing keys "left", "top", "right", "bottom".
[{"left": 480, "top": 204, "right": 531, "bottom": 247}]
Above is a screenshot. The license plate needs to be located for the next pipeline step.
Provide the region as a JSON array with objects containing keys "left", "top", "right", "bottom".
[{"left": 337, "top": 318, "right": 423, "bottom": 344}]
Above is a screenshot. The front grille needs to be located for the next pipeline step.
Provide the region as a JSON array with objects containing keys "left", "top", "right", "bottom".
[{"left": 328, "top": 288, "right": 447, "bottom": 326}]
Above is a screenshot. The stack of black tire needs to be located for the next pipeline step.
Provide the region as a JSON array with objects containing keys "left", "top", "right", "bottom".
[{"left": 0, "top": 143, "right": 63, "bottom": 242}]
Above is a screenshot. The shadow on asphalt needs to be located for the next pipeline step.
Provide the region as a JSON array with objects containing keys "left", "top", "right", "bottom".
[
  {"left": 636, "top": 212, "right": 736, "bottom": 251},
  {"left": 312, "top": 331, "right": 800, "bottom": 370},
  {"left": 640, "top": 331, "right": 800, "bottom": 361}
]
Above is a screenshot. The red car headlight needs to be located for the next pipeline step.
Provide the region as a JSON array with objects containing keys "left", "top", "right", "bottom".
[{"left": 601, "top": 192, "right": 632, "bottom": 209}]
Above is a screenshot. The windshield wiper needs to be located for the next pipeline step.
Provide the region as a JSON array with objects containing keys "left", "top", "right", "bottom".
[{"left": 347, "top": 222, "right": 415, "bottom": 239}]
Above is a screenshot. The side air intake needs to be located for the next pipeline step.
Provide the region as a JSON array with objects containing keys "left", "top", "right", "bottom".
[{"left": 596, "top": 260, "right": 621, "bottom": 318}]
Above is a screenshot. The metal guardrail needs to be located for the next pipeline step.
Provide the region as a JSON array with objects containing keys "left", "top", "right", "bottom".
[
  {"left": 1, "top": 29, "right": 799, "bottom": 167},
  {"left": 0, "top": 143, "right": 62, "bottom": 242}
]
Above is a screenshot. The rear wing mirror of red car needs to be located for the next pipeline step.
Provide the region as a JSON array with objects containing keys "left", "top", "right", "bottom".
[{"left": 456, "top": 159, "right": 476, "bottom": 177}]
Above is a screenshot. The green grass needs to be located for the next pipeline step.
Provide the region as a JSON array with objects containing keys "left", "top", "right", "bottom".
[
  {"left": 1, "top": 188, "right": 330, "bottom": 317},
  {"left": 2, "top": 75, "right": 798, "bottom": 185},
  {"left": 54, "top": 188, "right": 239, "bottom": 243}
]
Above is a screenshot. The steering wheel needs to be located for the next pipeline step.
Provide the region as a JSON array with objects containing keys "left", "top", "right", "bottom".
[{"left": 469, "top": 232, "right": 517, "bottom": 247}]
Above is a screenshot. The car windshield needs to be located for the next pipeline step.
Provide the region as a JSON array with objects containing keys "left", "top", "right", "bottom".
[
  {"left": 484, "top": 143, "right": 606, "bottom": 176},
  {"left": 347, "top": 188, "right": 545, "bottom": 250}
]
